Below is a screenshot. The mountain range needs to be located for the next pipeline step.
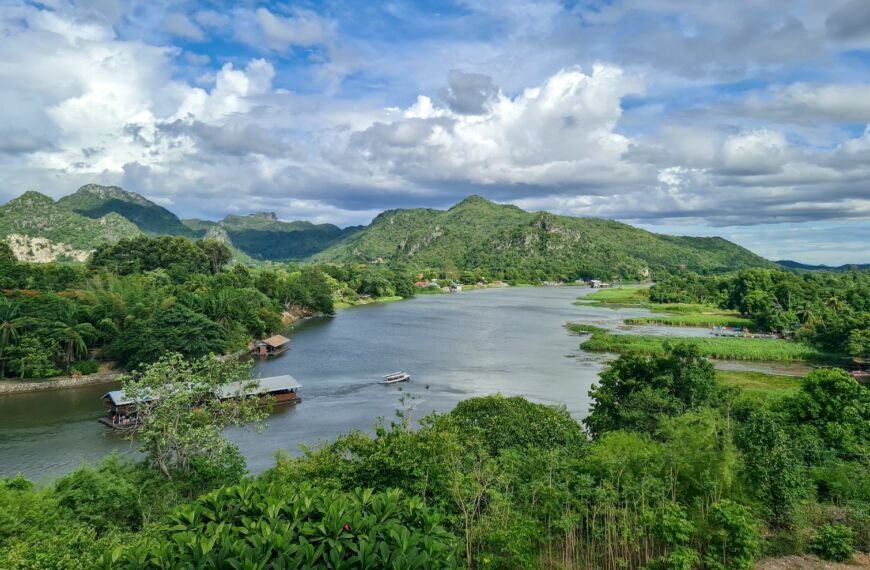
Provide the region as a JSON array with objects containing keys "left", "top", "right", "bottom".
[
  {"left": 0, "top": 184, "right": 776, "bottom": 278},
  {"left": 776, "top": 260, "right": 870, "bottom": 272}
]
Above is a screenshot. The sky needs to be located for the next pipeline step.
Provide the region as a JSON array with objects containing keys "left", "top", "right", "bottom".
[{"left": 1, "top": 0, "right": 869, "bottom": 264}]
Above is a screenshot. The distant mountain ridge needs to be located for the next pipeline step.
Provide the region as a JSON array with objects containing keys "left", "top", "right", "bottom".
[
  {"left": 182, "top": 212, "right": 361, "bottom": 261},
  {"left": 313, "top": 195, "right": 775, "bottom": 279},
  {"left": 1, "top": 186, "right": 775, "bottom": 276},
  {"left": 776, "top": 260, "right": 870, "bottom": 271}
]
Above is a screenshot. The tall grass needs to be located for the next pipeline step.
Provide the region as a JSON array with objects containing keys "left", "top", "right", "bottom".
[
  {"left": 581, "top": 332, "right": 841, "bottom": 362},
  {"left": 624, "top": 315, "right": 756, "bottom": 329},
  {"left": 579, "top": 287, "right": 650, "bottom": 306}
]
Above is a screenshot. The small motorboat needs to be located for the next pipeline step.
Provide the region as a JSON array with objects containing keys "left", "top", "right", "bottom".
[{"left": 382, "top": 371, "right": 411, "bottom": 384}]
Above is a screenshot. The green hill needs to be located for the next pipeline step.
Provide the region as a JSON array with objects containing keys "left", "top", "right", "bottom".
[
  {"left": 184, "top": 212, "right": 360, "bottom": 261},
  {"left": 0, "top": 191, "right": 141, "bottom": 261},
  {"left": 57, "top": 184, "right": 194, "bottom": 236},
  {"left": 313, "top": 196, "right": 775, "bottom": 280}
]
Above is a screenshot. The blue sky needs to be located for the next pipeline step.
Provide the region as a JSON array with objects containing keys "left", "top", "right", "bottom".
[{"left": 1, "top": 0, "right": 869, "bottom": 263}]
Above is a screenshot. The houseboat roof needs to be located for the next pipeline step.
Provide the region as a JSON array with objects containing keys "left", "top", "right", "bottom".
[
  {"left": 103, "top": 374, "right": 301, "bottom": 406},
  {"left": 261, "top": 334, "right": 290, "bottom": 348}
]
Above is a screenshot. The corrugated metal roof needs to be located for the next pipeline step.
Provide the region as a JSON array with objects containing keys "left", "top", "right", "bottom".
[{"left": 103, "top": 374, "right": 301, "bottom": 407}]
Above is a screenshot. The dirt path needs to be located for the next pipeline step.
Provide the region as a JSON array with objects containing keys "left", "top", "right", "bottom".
[{"left": 757, "top": 553, "right": 870, "bottom": 570}]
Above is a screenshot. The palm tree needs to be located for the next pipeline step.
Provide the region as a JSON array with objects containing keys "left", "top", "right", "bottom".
[
  {"left": 50, "top": 319, "right": 97, "bottom": 371},
  {"left": 825, "top": 295, "right": 845, "bottom": 313},
  {"left": 0, "top": 298, "right": 24, "bottom": 378}
]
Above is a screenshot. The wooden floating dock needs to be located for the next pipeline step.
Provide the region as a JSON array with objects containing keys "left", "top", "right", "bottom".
[
  {"left": 250, "top": 334, "right": 291, "bottom": 357},
  {"left": 100, "top": 374, "right": 302, "bottom": 429}
]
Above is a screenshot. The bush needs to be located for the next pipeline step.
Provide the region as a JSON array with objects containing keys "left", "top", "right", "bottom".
[
  {"left": 70, "top": 359, "right": 99, "bottom": 375},
  {"left": 102, "top": 481, "right": 458, "bottom": 568},
  {"left": 811, "top": 524, "right": 854, "bottom": 562},
  {"left": 53, "top": 458, "right": 142, "bottom": 533}
]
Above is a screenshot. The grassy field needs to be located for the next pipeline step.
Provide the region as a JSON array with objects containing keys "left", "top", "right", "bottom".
[
  {"left": 566, "top": 323, "right": 607, "bottom": 334},
  {"left": 624, "top": 314, "right": 756, "bottom": 328},
  {"left": 579, "top": 287, "right": 762, "bottom": 330},
  {"left": 580, "top": 332, "right": 840, "bottom": 362},
  {"left": 578, "top": 286, "right": 650, "bottom": 306},
  {"left": 716, "top": 370, "right": 802, "bottom": 394}
]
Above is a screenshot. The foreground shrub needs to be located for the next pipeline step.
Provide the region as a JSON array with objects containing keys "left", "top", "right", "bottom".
[
  {"left": 811, "top": 523, "right": 854, "bottom": 562},
  {"left": 102, "top": 481, "right": 458, "bottom": 569}
]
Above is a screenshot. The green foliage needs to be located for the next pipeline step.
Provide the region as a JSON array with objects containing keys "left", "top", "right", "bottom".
[
  {"left": 703, "top": 500, "right": 759, "bottom": 570},
  {"left": 585, "top": 343, "right": 718, "bottom": 438},
  {"left": 103, "top": 481, "right": 458, "bottom": 569},
  {"left": 734, "top": 408, "right": 807, "bottom": 527},
  {"left": 53, "top": 458, "right": 141, "bottom": 533},
  {"left": 811, "top": 524, "right": 855, "bottom": 562},
  {"left": 120, "top": 353, "right": 268, "bottom": 479},
  {"left": 195, "top": 238, "right": 232, "bottom": 274},
  {"left": 109, "top": 303, "right": 227, "bottom": 369},
  {"left": 582, "top": 330, "right": 838, "bottom": 362},
  {"left": 446, "top": 394, "right": 586, "bottom": 455},
  {"left": 650, "top": 269, "right": 870, "bottom": 356},
  {"left": 89, "top": 235, "right": 210, "bottom": 277},
  {"left": 847, "top": 327, "right": 870, "bottom": 358},
  {"left": 779, "top": 368, "right": 870, "bottom": 456},
  {"left": 6, "top": 334, "right": 62, "bottom": 378},
  {"left": 69, "top": 358, "right": 99, "bottom": 375}
]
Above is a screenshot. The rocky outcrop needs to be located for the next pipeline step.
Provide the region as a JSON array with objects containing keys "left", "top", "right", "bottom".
[{"left": 5, "top": 233, "right": 92, "bottom": 263}]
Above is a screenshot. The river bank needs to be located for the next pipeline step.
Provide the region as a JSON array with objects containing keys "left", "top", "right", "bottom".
[{"left": 0, "top": 371, "right": 124, "bottom": 395}]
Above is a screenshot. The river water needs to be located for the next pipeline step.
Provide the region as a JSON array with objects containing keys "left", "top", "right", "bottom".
[
  {"left": 1, "top": 286, "right": 618, "bottom": 480},
  {"left": 0, "top": 286, "right": 810, "bottom": 481}
]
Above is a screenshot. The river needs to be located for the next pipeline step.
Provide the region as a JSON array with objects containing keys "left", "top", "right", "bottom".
[
  {"left": 2, "top": 286, "right": 627, "bottom": 480},
  {"left": 0, "top": 286, "right": 815, "bottom": 480}
]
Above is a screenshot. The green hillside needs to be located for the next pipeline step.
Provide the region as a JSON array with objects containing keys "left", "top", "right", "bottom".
[
  {"left": 58, "top": 184, "right": 194, "bottom": 236},
  {"left": 0, "top": 191, "right": 141, "bottom": 255},
  {"left": 314, "top": 196, "right": 775, "bottom": 279},
  {"left": 184, "top": 212, "right": 360, "bottom": 261}
]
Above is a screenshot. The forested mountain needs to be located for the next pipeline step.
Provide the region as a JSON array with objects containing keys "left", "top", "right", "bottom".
[
  {"left": 314, "top": 195, "right": 775, "bottom": 280},
  {"left": 183, "top": 212, "right": 359, "bottom": 261},
  {"left": 57, "top": 184, "right": 194, "bottom": 236},
  {"left": 0, "top": 191, "right": 141, "bottom": 261},
  {"left": 1, "top": 187, "right": 774, "bottom": 275}
]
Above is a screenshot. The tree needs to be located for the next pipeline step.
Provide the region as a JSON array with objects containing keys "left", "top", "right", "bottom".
[
  {"left": 195, "top": 239, "right": 232, "bottom": 274},
  {"left": 7, "top": 334, "right": 61, "bottom": 378},
  {"left": 119, "top": 353, "right": 268, "bottom": 479},
  {"left": 50, "top": 319, "right": 97, "bottom": 371},
  {"left": 90, "top": 236, "right": 209, "bottom": 277},
  {"left": 110, "top": 303, "right": 228, "bottom": 369},
  {"left": 585, "top": 343, "right": 718, "bottom": 438},
  {"left": 779, "top": 368, "right": 870, "bottom": 455},
  {"left": 0, "top": 297, "right": 24, "bottom": 378},
  {"left": 846, "top": 328, "right": 870, "bottom": 358}
]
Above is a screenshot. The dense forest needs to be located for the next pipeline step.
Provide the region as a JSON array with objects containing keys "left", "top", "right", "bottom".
[
  {"left": 1, "top": 344, "right": 867, "bottom": 568},
  {"left": 648, "top": 269, "right": 870, "bottom": 358},
  {"left": 0, "top": 236, "right": 415, "bottom": 379}
]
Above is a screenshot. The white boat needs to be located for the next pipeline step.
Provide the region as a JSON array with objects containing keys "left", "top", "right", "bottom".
[{"left": 381, "top": 371, "right": 411, "bottom": 384}]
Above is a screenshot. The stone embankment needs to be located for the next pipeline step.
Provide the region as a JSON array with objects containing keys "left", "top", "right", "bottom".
[{"left": 0, "top": 371, "right": 123, "bottom": 395}]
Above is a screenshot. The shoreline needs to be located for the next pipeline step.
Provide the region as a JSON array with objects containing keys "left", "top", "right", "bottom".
[
  {"left": 0, "top": 371, "right": 124, "bottom": 395},
  {"left": 0, "top": 284, "right": 532, "bottom": 395}
]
